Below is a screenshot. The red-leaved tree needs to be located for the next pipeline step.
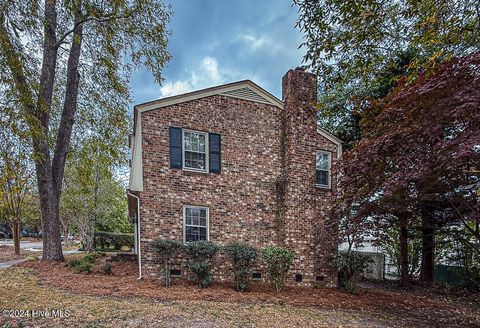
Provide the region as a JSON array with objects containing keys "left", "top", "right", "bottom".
[{"left": 340, "top": 53, "right": 480, "bottom": 285}]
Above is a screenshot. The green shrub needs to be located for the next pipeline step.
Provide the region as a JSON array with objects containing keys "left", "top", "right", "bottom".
[
  {"left": 67, "top": 258, "right": 94, "bottom": 273},
  {"left": 333, "top": 251, "right": 373, "bottom": 293},
  {"left": 262, "top": 246, "right": 294, "bottom": 292},
  {"left": 152, "top": 239, "right": 185, "bottom": 287},
  {"left": 103, "top": 262, "right": 112, "bottom": 275},
  {"left": 94, "top": 231, "right": 134, "bottom": 251},
  {"left": 224, "top": 241, "right": 258, "bottom": 291},
  {"left": 184, "top": 240, "right": 219, "bottom": 288},
  {"left": 66, "top": 252, "right": 104, "bottom": 273}
]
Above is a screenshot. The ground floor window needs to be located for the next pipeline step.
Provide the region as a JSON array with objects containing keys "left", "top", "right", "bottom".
[{"left": 183, "top": 206, "right": 209, "bottom": 242}]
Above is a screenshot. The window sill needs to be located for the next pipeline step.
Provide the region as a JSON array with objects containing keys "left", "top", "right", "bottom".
[
  {"left": 182, "top": 167, "right": 209, "bottom": 174},
  {"left": 316, "top": 184, "right": 331, "bottom": 190},
  {"left": 183, "top": 240, "right": 210, "bottom": 244}
]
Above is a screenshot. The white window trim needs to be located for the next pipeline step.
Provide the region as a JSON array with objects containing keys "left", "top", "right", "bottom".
[
  {"left": 182, "top": 129, "right": 209, "bottom": 173},
  {"left": 316, "top": 150, "right": 331, "bottom": 189},
  {"left": 183, "top": 205, "right": 210, "bottom": 243}
]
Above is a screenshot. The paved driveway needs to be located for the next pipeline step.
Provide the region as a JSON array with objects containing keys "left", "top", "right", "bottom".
[{"left": 0, "top": 240, "right": 43, "bottom": 250}]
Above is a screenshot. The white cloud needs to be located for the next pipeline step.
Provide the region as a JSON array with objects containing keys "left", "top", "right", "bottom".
[
  {"left": 158, "top": 80, "right": 192, "bottom": 97},
  {"left": 159, "top": 56, "right": 240, "bottom": 97},
  {"left": 201, "top": 57, "right": 221, "bottom": 83},
  {"left": 237, "top": 33, "right": 283, "bottom": 54},
  {"left": 239, "top": 34, "right": 269, "bottom": 51}
]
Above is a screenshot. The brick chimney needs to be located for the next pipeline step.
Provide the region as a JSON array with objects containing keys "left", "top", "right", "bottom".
[
  {"left": 281, "top": 67, "right": 318, "bottom": 184},
  {"left": 282, "top": 67, "right": 317, "bottom": 107},
  {"left": 279, "top": 68, "right": 328, "bottom": 285}
]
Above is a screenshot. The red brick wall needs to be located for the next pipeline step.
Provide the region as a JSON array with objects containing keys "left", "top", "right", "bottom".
[
  {"left": 137, "top": 70, "right": 339, "bottom": 286},
  {"left": 282, "top": 69, "right": 339, "bottom": 287}
]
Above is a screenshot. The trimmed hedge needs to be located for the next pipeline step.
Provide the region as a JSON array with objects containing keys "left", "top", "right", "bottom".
[
  {"left": 184, "top": 241, "right": 219, "bottom": 288},
  {"left": 146, "top": 240, "right": 299, "bottom": 291},
  {"left": 263, "top": 246, "right": 294, "bottom": 292},
  {"left": 224, "top": 241, "right": 258, "bottom": 291},
  {"left": 94, "top": 231, "right": 134, "bottom": 251},
  {"left": 152, "top": 239, "right": 185, "bottom": 287}
]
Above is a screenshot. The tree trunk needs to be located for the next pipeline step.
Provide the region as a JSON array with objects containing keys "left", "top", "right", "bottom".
[
  {"left": 41, "top": 2, "right": 83, "bottom": 261},
  {"left": 83, "top": 215, "right": 95, "bottom": 252},
  {"left": 63, "top": 225, "right": 69, "bottom": 247},
  {"left": 420, "top": 211, "right": 435, "bottom": 283},
  {"left": 39, "top": 193, "right": 64, "bottom": 261},
  {"left": 399, "top": 219, "right": 409, "bottom": 287},
  {"left": 0, "top": 1, "right": 85, "bottom": 262},
  {"left": 12, "top": 220, "right": 21, "bottom": 255},
  {"left": 34, "top": 0, "right": 64, "bottom": 262},
  {"left": 91, "top": 156, "right": 100, "bottom": 249}
]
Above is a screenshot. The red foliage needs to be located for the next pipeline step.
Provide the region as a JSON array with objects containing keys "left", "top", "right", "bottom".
[{"left": 341, "top": 52, "right": 480, "bottom": 216}]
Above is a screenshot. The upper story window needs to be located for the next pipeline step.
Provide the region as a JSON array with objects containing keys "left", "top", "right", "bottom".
[
  {"left": 170, "top": 126, "right": 221, "bottom": 174},
  {"left": 183, "top": 206, "right": 209, "bottom": 242},
  {"left": 183, "top": 130, "right": 208, "bottom": 172},
  {"left": 316, "top": 151, "right": 331, "bottom": 189}
]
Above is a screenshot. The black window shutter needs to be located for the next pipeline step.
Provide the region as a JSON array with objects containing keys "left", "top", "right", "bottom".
[
  {"left": 209, "top": 133, "right": 221, "bottom": 173},
  {"left": 169, "top": 127, "right": 182, "bottom": 169}
]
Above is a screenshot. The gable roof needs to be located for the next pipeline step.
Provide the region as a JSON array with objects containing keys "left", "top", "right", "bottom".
[
  {"left": 129, "top": 80, "right": 343, "bottom": 191},
  {"left": 135, "top": 80, "right": 284, "bottom": 112}
]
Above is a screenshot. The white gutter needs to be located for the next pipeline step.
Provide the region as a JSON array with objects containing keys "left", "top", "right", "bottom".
[{"left": 127, "top": 191, "right": 142, "bottom": 280}]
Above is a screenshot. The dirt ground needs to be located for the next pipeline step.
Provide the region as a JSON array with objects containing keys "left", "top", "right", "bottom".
[
  {"left": 0, "top": 245, "right": 40, "bottom": 262},
  {"left": 0, "top": 243, "right": 79, "bottom": 263},
  {"left": 0, "top": 256, "right": 478, "bottom": 327}
]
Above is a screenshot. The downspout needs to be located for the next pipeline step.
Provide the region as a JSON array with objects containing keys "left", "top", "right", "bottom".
[{"left": 127, "top": 191, "right": 142, "bottom": 280}]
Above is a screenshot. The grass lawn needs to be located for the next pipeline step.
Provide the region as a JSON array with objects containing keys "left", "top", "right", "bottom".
[{"left": 0, "top": 256, "right": 478, "bottom": 328}]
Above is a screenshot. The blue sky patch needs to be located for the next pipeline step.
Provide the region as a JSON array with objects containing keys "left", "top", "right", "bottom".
[{"left": 130, "top": 0, "right": 305, "bottom": 105}]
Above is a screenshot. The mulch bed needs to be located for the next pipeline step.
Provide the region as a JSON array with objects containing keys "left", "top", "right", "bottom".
[{"left": 19, "top": 260, "right": 480, "bottom": 326}]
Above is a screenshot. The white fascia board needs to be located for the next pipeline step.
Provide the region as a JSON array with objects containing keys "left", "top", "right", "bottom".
[
  {"left": 135, "top": 81, "right": 283, "bottom": 113},
  {"left": 317, "top": 127, "right": 343, "bottom": 159},
  {"left": 128, "top": 111, "right": 143, "bottom": 192}
]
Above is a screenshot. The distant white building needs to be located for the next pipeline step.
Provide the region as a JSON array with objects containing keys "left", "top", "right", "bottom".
[{"left": 339, "top": 238, "right": 399, "bottom": 279}]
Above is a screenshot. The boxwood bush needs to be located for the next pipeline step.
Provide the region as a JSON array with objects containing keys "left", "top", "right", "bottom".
[
  {"left": 66, "top": 252, "right": 105, "bottom": 273},
  {"left": 224, "top": 241, "right": 258, "bottom": 291},
  {"left": 152, "top": 239, "right": 185, "bottom": 287},
  {"left": 263, "top": 246, "right": 294, "bottom": 292},
  {"left": 184, "top": 241, "right": 219, "bottom": 288}
]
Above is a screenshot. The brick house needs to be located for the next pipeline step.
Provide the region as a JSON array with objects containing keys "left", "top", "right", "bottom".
[{"left": 127, "top": 68, "right": 342, "bottom": 287}]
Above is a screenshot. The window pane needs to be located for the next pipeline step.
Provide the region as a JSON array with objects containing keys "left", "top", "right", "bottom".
[
  {"left": 197, "top": 153, "right": 206, "bottom": 169},
  {"left": 185, "top": 226, "right": 207, "bottom": 242},
  {"left": 184, "top": 151, "right": 192, "bottom": 168},
  {"left": 317, "top": 170, "right": 328, "bottom": 186},
  {"left": 185, "top": 208, "right": 192, "bottom": 225},
  {"left": 316, "top": 152, "right": 329, "bottom": 170},
  {"left": 198, "top": 134, "right": 206, "bottom": 152},
  {"left": 184, "top": 132, "right": 192, "bottom": 151},
  {"left": 185, "top": 226, "right": 198, "bottom": 242},
  {"left": 199, "top": 227, "right": 207, "bottom": 241},
  {"left": 193, "top": 213, "right": 200, "bottom": 226},
  {"left": 192, "top": 134, "right": 199, "bottom": 151},
  {"left": 184, "top": 151, "right": 206, "bottom": 170}
]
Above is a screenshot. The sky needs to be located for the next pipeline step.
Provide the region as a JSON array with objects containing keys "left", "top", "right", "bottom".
[{"left": 129, "top": 0, "right": 306, "bottom": 105}]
